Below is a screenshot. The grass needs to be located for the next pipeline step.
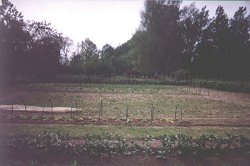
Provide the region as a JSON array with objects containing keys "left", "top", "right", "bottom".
[
  {"left": 1, "top": 83, "right": 249, "bottom": 121},
  {"left": 1, "top": 124, "right": 250, "bottom": 138}
]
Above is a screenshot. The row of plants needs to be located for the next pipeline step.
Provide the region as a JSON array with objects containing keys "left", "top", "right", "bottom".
[
  {"left": 48, "top": 75, "right": 250, "bottom": 94},
  {"left": 195, "top": 79, "right": 250, "bottom": 93},
  {"left": 1, "top": 131, "right": 250, "bottom": 158},
  {"left": 11, "top": 74, "right": 250, "bottom": 93}
]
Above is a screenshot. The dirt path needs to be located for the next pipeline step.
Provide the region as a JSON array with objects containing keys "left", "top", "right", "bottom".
[{"left": 2, "top": 116, "right": 250, "bottom": 127}]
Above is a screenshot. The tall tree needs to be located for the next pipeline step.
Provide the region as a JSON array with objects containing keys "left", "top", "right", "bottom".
[
  {"left": 228, "top": 7, "right": 250, "bottom": 79},
  {"left": 191, "top": 6, "right": 215, "bottom": 78},
  {"left": 209, "top": 6, "right": 230, "bottom": 78},
  {"left": 179, "top": 4, "right": 210, "bottom": 71},
  {"left": 99, "top": 44, "right": 115, "bottom": 75},
  {"left": 60, "top": 36, "right": 73, "bottom": 65},
  {"left": 27, "top": 21, "right": 65, "bottom": 79},
  {"left": 71, "top": 38, "right": 100, "bottom": 75},
  {"left": 131, "top": 0, "right": 182, "bottom": 75},
  {"left": 113, "top": 42, "right": 132, "bottom": 75},
  {"left": 0, "top": 0, "right": 30, "bottom": 78}
]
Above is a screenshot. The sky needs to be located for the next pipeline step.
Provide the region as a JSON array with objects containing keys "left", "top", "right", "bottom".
[{"left": 10, "top": 0, "right": 250, "bottom": 50}]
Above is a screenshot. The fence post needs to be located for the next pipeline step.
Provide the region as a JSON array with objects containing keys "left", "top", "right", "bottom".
[
  {"left": 175, "top": 105, "right": 177, "bottom": 121},
  {"left": 150, "top": 103, "right": 154, "bottom": 125},
  {"left": 180, "top": 110, "right": 183, "bottom": 123},
  {"left": 71, "top": 103, "right": 73, "bottom": 119},
  {"left": 125, "top": 103, "right": 128, "bottom": 122},
  {"left": 23, "top": 101, "right": 26, "bottom": 112},
  {"left": 99, "top": 99, "right": 103, "bottom": 119},
  {"left": 42, "top": 104, "right": 45, "bottom": 121},
  {"left": 75, "top": 100, "right": 78, "bottom": 116},
  {"left": 11, "top": 104, "right": 14, "bottom": 118},
  {"left": 49, "top": 99, "right": 53, "bottom": 118}
]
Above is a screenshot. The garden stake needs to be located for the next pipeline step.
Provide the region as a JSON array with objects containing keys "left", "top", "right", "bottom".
[
  {"left": 71, "top": 103, "right": 73, "bottom": 119},
  {"left": 75, "top": 100, "right": 78, "bottom": 116},
  {"left": 181, "top": 110, "right": 183, "bottom": 123},
  {"left": 42, "top": 104, "right": 45, "bottom": 121},
  {"left": 175, "top": 106, "right": 177, "bottom": 120},
  {"left": 150, "top": 103, "right": 154, "bottom": 125},
  {"left": 49, "top": 99, "right": 53, "bottom": 118},
  {"left": 125, "top": 103, "right": 128, "bottom": 122},
  {"left": 101, "top": 100, "right": 103, "bottom": 118},
  {"left": 24, "top": 102, "right": 26, "bottom": 111},
  {"left": 11, "top": 104, "right": 14, "bottom": 118},
  {"left": 99, "top": 99, "right": 103, "bottom": 119}
]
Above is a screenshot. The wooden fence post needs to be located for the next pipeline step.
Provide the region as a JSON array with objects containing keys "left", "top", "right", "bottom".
[
  {"left": 71, "top": 103, "right": 73, "bottom": 119},
  {"left": 75, "top": 100, "right": 78, "bottom": 116},
  {"left": 11, "top": 104, "right": 14, "bottom": 118},
  {"left": 42, "top": 104, "right": 45, "bottom": 120},
  {"left": 150, "top": 103, "right": 154, "bottom": 125},
  {"left": 99, "top": 99, "right": 103, "bottom": 119},
  {"left": 49, "top": 99, "right": 53, "bottom": 118},
  {"left": 125, "top": 103, "right": 128, "bottom": 122},
  {"left": 180, "top": 110, "right": 183, "bottom": 123},
  {"left": 24, "top": 101, "right": 26, "bottom": 112},
  {"left": 175, "top": 105, "right": 177, "bottom": 121}
]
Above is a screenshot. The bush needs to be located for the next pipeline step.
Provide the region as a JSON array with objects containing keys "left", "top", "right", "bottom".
[{"left": 195, "top": 79, "right": 250, "bottom": 93}]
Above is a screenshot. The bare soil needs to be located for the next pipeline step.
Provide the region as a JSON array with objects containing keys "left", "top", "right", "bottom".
[
  {"left": 1, "top": 151, "right": 250, "bottom": 166},
  {"left": 1, "top": 115, "right": 250, "bottom": 127}
]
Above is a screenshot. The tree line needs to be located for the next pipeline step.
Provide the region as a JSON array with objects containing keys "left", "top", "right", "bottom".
[
  {"left": 130, "top": 0, "right": 250, "bottom": 80},
  {"left": 0, "top": 0, "right": 72, "bottom": 80},
  {"left": 1, "top": 0, "right": 250, "bottom": 82}
]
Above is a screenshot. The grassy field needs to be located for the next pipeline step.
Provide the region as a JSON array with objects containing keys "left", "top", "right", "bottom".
[
  {"left": 1, "top": 83, "right": 250, "bottom": 123},
  {"left": 1, "top": 123, "right": 250, "bottom": 138}
]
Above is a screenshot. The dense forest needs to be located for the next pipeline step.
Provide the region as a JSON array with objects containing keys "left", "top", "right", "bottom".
[{"left": 1, "top": 0, "right": 250, "bottom": 82}]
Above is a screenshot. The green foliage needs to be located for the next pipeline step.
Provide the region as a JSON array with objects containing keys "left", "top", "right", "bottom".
[
  {"left": 70, "top": 160, "right": 78, "bottom": 166},
  {"left": 31, "top": 130, "right": 70, "bottom": 154},
  {"left": 1, "top": 0, "right": 250, "bottom": 82},
  {"left": 29, "top": 160, "right": 38, "bottom": 166},
  {"left": 4, "top": 131, "right": 250, "bottom": 158},
  {"left": 196, "top": 79, "right": 250, "bottom": 93},
  {"left": 82, "top": 132, "right": 141, "bottom": 156},
  {"left": 157, "top": 133, "right": 194, "bottom": 158}
]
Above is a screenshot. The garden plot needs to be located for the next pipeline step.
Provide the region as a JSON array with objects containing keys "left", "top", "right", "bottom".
[{"left": 0, "top": 83, "right": 250, "bottom": 126}]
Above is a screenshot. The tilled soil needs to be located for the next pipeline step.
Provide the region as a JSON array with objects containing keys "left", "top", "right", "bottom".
[
  {"left": 1, "top": 153, "right": 250, "bottom": 166},
  {"left": 1, "top": 115, "right": 250, "bottom": 127}
]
